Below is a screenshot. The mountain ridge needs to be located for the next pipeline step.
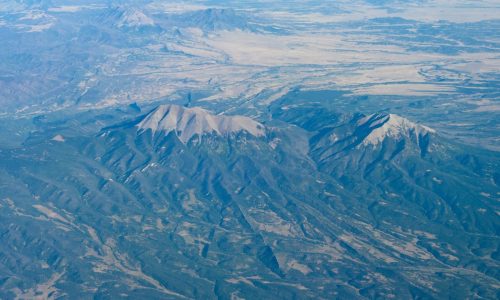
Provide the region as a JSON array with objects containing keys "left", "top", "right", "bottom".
[
  {"left": 100, "top": 6, "right": 156, "bottom": 29},
  {"left": 136, "top": 104, "right": 265, "bottom": 143},
  {"left": 357, "top": 113, "right": 436, "bottom": 146}
]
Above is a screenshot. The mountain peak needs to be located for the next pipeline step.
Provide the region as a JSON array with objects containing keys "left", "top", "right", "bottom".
[
  {"left": 182, "top": 8, "right": 250, "bottom": 32},
  {"left": 136, "top": 104, "right": 265, "bottom": 143},
  {"left": 104, "top": 7, "right": 155, "bottom": 29},
  {"left": 358, "top": 113, "right": 435, "bottom": 146},
  {"left": 202, "top": 8, "right": 237, "bottom": 17}
]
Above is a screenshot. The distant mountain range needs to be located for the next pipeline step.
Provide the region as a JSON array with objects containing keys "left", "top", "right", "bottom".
[
  {"left": 172, "top": 8, "right": 254, "bottom": 32},
  {"left": 94, "top": 6, "right": 264, "bottom": 33}
]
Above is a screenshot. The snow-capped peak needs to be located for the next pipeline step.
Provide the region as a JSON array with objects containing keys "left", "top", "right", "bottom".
[
  {"left": 122, "top": 10, "right": 155, "bottom": 27},
  {"left": 104, "top": 7, "right": 155, "bottom": 28},
  {"left": 118, "top": 8, "right": 154, "bottom": 28},
  {"left": 358, "top": 113, "right": 435, "bottom": 146},
  {"left": 136, "top": 104, "right": 265, "bottom": 143}
]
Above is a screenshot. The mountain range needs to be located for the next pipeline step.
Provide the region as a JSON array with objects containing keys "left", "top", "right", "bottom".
[{"left": 0, "top": 103, "right": 497, "bottom": 299}]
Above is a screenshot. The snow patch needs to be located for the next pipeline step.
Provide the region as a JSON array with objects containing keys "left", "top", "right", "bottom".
[
  {"left": 269, "top": 138, "right": 280, "bottom": 149},
  {"left": 287, "top": 260, "right": 312, "bottom": 275},
  {"left": 28, "top": 23, "right": 53, "bottom": 32},
  {"left": 20, "top": 10, "right": 50, "bottom": 20},
  {"left": 12, "top": 271, "right": 64, "bottom": 299},
  {"left": 49, "top": 5, "right": 103, "bottom": 13},
  {"left": 432, "top": 177, "right": 443, "bottom": 184},
  {"left": 51, "top": 134, "right": 65, "bottom": 142},
  {"left": 33, "top": 205, "right": 71, "bottom": 224}
]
